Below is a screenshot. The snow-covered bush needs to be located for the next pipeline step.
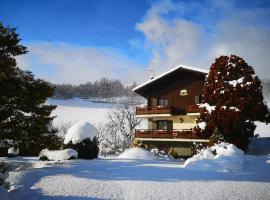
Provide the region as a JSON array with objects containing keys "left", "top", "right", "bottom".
[
  {"left": 64, "top": 122, "right": 99, "bottom": 159},
  {"left": 98, "top": 100, "right": 141, "bottom": 156},
  {"left": 193, "top": 55, "right": 270, "bottom": 150},
  {"left": 150, "top": 148, "right": 174, "bottom": 160},
  {"left": 39, "top": 149, "right": 78, "bottom": 161},
  {"left": 184, "top": 142, "right": 244, "bottom": 172},
  {"left": 191, "top": 142, "right": 206, "bottom": 155},
  {"left": 7, "top": 147, "right": 19, "bottom": 157},
  {"left": 118, "top": 147, "right": 156, "bottom": 160}
]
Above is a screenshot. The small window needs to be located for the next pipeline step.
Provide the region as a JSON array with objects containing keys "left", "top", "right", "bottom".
[
  {"left": 158, "top": 98, "right": 168, "bottom": 106},
  {"left": 180, "top": 89, "right": 188, "bottom": 96},
  {"left": 195, "top": 95, "right": 202, "bottom": 104}
]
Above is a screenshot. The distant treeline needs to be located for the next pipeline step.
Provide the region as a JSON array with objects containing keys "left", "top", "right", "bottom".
[
  {"left": 52, "top": 78, "right": 270, "bottom": 101},
  {"left": 52, "top": 78, "right": 137, "bottom": 99}
]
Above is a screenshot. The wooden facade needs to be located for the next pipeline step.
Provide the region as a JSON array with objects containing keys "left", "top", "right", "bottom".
[{"left": 133, "top": 66, "right": 209, "bottom": 157}]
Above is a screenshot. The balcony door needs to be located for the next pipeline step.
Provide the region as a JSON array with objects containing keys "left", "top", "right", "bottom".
[{"left": 157, "top": 120, "right": 172, "bottom": 130}]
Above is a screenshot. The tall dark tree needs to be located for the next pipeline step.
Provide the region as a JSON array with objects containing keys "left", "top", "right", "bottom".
[
  {"left": 0, "top": 22, "right": 60, "bottom": 155},
  {"left": 194, "top": 55, "right": 269, "bottom": 150}
]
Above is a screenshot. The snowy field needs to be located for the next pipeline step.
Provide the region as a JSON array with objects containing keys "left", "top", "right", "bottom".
[
  {"left": 47, "top": 98, "right": 147, "bottom": 130},
  {"left": 1, "top": 154, "right": 270, "bottom": 200},
  {"left": 47, "top": 98, "right": 119, "bottom": 126}
]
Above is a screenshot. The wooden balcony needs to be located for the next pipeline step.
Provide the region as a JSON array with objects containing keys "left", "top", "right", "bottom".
[
  {"left": 186, "top": 105, "right": 200, "bottom": 113},
  {"left": 135, "top": 129, "right": 208, "bottom": 139},
  {"left": 136, "top": 106, "right": 173, "bottom": 115}
]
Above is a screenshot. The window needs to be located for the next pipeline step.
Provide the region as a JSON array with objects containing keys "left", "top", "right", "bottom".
[
  {"left": 180, "top": 89, "right": 188, "bottom": 96},
  {"left": 195, "top": 95, "right": 202, "bottom": 104},
  {"left": 158, "top": 98, "right": 168, "bottom": 106},
  {"left": 156, "top": 120, "right": 173, "bottom": 130}
]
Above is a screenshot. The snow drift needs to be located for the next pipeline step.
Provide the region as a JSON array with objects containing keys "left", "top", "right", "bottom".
[
  {"left": 39, "top": 149, "right": 78, "bottom": 161},
  {"left": 184, "top": 142, "right": 244, "bottom": 172},
  {"left": 118, "top": 147, "right": 156, "bottom": 160},
  {"left": 64, "top": 122, "right": 97, "bottom": 145}
]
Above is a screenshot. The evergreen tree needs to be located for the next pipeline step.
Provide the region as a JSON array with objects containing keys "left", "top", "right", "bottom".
[
  {"left": 0, "top": 22, "right": 60, "bottom": 155},
  {"left": 194, "top": 55, "right": 269, "bottom": 150}
]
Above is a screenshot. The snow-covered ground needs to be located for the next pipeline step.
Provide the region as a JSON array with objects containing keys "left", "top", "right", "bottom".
[
  {"left": 0, "top": 98, "right": 269, "bottom": 199},
  {"left": 1, "top": 154, "right": 270, "bottom": 200},
  {"left": 47, "top": 98, "right": 119, "bottom": 126}
]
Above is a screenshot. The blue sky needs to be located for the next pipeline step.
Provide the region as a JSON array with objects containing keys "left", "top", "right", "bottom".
[{"left": 1, "top": 0, "right": 270, "bottom": 84}]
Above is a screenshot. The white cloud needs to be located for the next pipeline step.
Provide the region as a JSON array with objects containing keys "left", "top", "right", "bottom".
[
  {"left": 16, "top": 42, "right": 147, "bottom": 85},
  {"left": 136, "top": 0, "right": 270, "bottom": 79}
]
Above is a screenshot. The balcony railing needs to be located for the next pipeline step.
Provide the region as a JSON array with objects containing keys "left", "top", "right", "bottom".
[
  {"left": 186, "top": 105, "right": 200, "bottom": 113},
  {"left": 136, "top": 106, "right": 173, "bottom": 115},
  {"left": 135, "top": 129, "right": 208, "bottom": 139}
]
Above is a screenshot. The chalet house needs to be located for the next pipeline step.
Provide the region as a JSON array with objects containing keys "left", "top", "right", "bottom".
[{"left": 133, "top": 65, "right": 209, "bottom": 157}]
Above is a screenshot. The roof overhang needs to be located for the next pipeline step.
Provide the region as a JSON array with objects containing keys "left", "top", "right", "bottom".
[{"left": 133, "top": 65, "right": 209, "bottom": 97}]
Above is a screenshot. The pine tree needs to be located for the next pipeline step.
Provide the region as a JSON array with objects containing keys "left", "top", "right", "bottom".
[
  {"left": 0, "top": 22, "right": 60, "bottom": 155},
  {"left": 194, "top": 55, "right": 269, "bottom": 150}
]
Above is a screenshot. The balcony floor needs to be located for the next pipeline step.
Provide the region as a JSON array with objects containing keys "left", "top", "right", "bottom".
[{"left": 135, "top": 137, "right": 209, "bottom": 143}]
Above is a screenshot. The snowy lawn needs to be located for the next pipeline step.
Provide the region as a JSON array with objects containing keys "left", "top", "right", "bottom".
[{"left": 1, "top": 154, "right": 270, "bottom": 200}]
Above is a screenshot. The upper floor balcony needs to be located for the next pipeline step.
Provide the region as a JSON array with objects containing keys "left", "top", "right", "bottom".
[
  {"left": 136, "top": 104, "right": 201, "bottom": 116},
  {"left": 136, "top": 106, "right": 173, "bottom": 115},
  {"left": 186, "top": 104, "right": 200, "bottom": 114}
]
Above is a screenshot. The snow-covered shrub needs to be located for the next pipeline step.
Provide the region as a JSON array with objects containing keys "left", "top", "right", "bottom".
[
  {"left": 64, "top": 122, "right": 99, "bottom": 159},
  {"left": 150, "top": 148, "right": 174, "bottom": 160},
  {"left": 118, "top": 147, "right": 156, "bottom": 160},
  {"left": 39, "top": 149, "right": 78, "bottom": 161},
  {"left": 193, "top": 55, "right": 270, "bottom": 150},
  {"left": 191, "top": 142, "right": 206, "bottom": 155},
  {"left": 0, "top": 140, "right": 18, "bottom": 157},
  {"left": 98, "top": 100, "right": 141, "bottom": 156},
  {"left": 7, "top": 147, "right": 19, "bottom": 157},
  {"left": 184, "top": 142, "right": 244, "bottom": 172}
]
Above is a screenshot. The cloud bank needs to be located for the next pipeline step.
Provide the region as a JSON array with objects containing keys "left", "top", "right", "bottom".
[
  {"left": 17, "top": 42, "right": 146, "bottom": 85},
  {"left": 136, "top": 0, "right": 270, "bottom": 79}
]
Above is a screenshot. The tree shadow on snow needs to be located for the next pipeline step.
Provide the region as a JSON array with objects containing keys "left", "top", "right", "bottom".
[{"left": 12, "top": 156, "right": 270, "bottom": 199}]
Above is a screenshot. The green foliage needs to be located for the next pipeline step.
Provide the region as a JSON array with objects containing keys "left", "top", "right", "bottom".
[
  {"left": 64, "top": 137, "right": 99, "bottom": 159},
  {"left": 0, "top": 22, "right": 60, "bottom": 155},
  {"left": 208, "top": 127, "right": 225, "bottom": 147}
]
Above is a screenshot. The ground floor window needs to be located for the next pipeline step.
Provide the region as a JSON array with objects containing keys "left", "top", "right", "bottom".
[{"left": 156, "top": 120, "right": 173, "bottom": 130}]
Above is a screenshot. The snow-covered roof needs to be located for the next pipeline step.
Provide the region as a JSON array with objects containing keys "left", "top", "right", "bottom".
[{"left": 133, "top": 65, "right": 209, "bottom": 92}]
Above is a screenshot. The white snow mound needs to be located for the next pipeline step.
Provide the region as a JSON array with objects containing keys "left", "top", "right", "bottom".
[
  {"left": 8, "top": 147, "right": 19, "bottom": 155},
  {"left": 184, "top": 142, "right": 244, "bottom": 172},
  {"left": 64, "top": 122, "right": 97, "bottom": 145},
  {"left": 39, "top": 149, "right": 78, "bottom": 161},
  {"left": 118, "top": 147, "right": 156, "bottom": 160}
]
